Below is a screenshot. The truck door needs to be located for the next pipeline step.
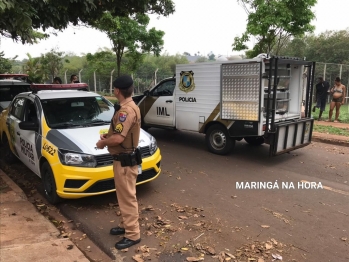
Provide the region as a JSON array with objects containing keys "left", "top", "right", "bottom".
[{"left": 142, "top": 79, "right": 175, "bottom": 127}]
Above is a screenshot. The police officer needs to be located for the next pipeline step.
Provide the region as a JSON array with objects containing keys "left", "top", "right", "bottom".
[{"left": 96, "top": 75, "right": 141, "bottom": 250}]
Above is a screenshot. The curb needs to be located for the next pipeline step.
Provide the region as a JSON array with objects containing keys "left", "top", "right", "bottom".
[
  {"left": 0, "top": 169, "right": 27, "bottom": 200},
  {"left": 312, "top": 135, "right": 349, "bottom": 148}
]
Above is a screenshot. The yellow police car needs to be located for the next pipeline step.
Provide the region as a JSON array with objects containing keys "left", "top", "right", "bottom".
[{"left": 0, "top": 83, "right": 161, "bottom": 203}]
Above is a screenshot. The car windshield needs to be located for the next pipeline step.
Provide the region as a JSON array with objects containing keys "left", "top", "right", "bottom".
[{"left": 41, "top": 96, "right": 115, "bottom": 128}]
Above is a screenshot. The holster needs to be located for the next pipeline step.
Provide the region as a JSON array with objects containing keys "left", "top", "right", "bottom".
[{"left": 114, "top": 148, "right": 142, "bottom": 167}]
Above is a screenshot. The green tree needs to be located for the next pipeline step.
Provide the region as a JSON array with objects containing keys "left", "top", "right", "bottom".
[
  {"left": 41, "top": 49, "right": 68, "bottom": 81},
  {"left": 92, "top": 12, "right": 165, "bottom": 76},
  {"left": 0, "top": 0, "right": 174, "bottom": 44},
  {"left": 233, "top": 0, "right": 316, "bottom": 58},
  {"left": 195, "top": 56, "right": 208, "bottom": 63},
  {"left": 0, "top": 51, "right": 12, "bottom": 73},
  {"left": 208, "top": 51, "right": 215, "bottom": 61},
  {"left": 279, "top": 29, "right": 349, "bottom": 64},
  {"left": 22, "top": 53, "right": 45, "bottom": 83}
]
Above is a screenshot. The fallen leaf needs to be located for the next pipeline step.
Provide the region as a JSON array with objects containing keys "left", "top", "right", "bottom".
[
  {"left": 145, "top": 205, "right": 154, "bottom": 211},
  {"left": 341, "top": 237, "right": 347, "bottom": 241},
  {"left": 205, "top": 246, "right": 216, "bottom": 255},
  {"left": 120, "top": 248, "right": 128, "bottom": 252},
  {"left": 225, "top": 252, "right": 235, "bottom": 259},
  {"left": 110, "top": 220, "right": 115, "bottom": 222},
  {"left": 132, "top": 254, "right": 144, "bottom": 262},
  {"left": 67, "top": 245, "right": 74, "bottom": 250},
  {"left": 193, "top": 222, "right": 202, "bottom": 226},
  {"left": 178, "top": 216, "right": 188, "bottom": 220},
  {"left": 272, "top": 253, "right": 282, "bottom": 260},
  {"left": 265, "top": 243, "right": 273, "bottom": 250},
  {"left": 186, "top": 257, "right": 204, "bottom": 262},
  {"left": 261, "top": 225, "right": 270, "bottom": 228},
  {"left": 181, "top": 247, "right": 189, "bottom": 251}
]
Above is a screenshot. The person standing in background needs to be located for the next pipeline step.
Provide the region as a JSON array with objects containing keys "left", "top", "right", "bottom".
[
  {"left": 312, "top": 76, "right": 330, "bottom": 121},
  {"left": 327, "top": 77, "right": 346, "bottom": 122}
]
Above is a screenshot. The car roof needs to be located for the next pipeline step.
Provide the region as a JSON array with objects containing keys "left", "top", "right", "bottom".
[{"left": 19, "top": 90, "right": 101, "bottom": 100}]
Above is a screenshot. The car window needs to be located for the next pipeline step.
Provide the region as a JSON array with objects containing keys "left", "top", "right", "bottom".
[
  {"left": 0, "top": 85, "right": 31, "bottom": 102},
  {"left": 151, "top": 80, "right": 175, "bottom": 96},
  {"left": 10, "top": 97, "right": 26, "bottom": 120},
  {"left": 41, "top": 96, "right": 114, "bottom": 128},
  {"left": 24, "top": 100, "right": 38, "bottom": 123}
]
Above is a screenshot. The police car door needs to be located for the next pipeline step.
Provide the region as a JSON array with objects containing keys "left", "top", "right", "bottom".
[
  {"left": 143, "top": 79, "right": 175, "bottom": 127},
  {"left": 6, "top": 97, "right": 26, "bottom": 161},
  {"left": 16, "top": 98, "right": 40, "bottom": 174}
]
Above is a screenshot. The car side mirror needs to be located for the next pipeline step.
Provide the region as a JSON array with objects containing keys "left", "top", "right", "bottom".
[
  {"left": 19, "top": 121, "right": 39, "bottom": 131},
  {"left": 144, "top": 90, "right": 150, "bottom": 96}
]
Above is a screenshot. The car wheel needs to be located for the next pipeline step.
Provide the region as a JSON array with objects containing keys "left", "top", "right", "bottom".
[
  {"left": 206, "top": 124, "right": 234, "bottom": 155},
  {"left": 244, "top": 136, "right": 265, "bottom": 146},
  {"left": 0, "top": 134, "right": 17, "bottom": 163},
  {"left": 41, "top": 162, "right": 61, "bottom": 204}
]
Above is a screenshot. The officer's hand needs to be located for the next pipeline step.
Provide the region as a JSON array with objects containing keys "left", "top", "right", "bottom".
[{"left": 96, "top": 140, "right": 105, "bottom": 149}]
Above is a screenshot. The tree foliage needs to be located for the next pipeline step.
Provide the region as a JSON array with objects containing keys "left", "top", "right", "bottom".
[
  {"left": 0, "top": 0, "right": 175, "bottom": 44},
  {"left": 41, "top": 49, "right": 68, "bottom": 81},
  {"left": 233, "top": 0, "right": 316, "bottom": 58},
  {"left": 92, "top": 12, "right": 165, "bottom": 76},
  {"left": 278, "top": 29, "right": 349, "bottom": 64},
  {"left": 22, "top": 53, "right": 45, "bottom": 83},
  {"left": 0, "top": 51, "right": 12, "bottom": 73}
]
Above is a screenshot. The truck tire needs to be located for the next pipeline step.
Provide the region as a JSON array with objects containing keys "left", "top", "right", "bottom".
[
  {"left": 206, "top": 124, "right": 234, "bottom": 155},
  {"left": 41, "top": 162, "right": 62, "bottom": 204},
  {"left": 1, "top": 134, "right": 17, "bottom": 164},
  {"left": 244, "top": 136, "right": 265, "bottom": 146}
]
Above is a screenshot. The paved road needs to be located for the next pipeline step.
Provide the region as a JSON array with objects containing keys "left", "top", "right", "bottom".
[{"left": 1, "top": 129, "right": 349, "bottom": 261}]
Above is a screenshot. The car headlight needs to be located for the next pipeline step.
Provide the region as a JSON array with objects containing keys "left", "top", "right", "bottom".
[
  {"left": 149, "top": 135, "right": 158, "bottom": 155},
  {"left": 58, "top": 150, "right": 97, "bottom": 167}
]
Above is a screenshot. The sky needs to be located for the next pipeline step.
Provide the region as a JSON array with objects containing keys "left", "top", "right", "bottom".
[{"left": 1, "top": 0, "right": 348, "bottom": 60}]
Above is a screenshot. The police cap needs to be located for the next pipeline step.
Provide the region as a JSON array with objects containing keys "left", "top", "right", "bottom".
[{"left": 113, "top": 75, "right": 133, "bottom": 89}]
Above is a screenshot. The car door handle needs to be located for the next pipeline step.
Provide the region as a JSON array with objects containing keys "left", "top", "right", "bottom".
[
  {"left": 17, "top": 132, "right": 20, "bottom": 136},
  {"left": 166, "top": 100, "right": 173, "bottom": 103}
]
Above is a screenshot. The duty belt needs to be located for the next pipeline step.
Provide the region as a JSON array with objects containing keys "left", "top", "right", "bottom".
[{"left": 112, "top": 155, "right": 120, "bottom": 161}]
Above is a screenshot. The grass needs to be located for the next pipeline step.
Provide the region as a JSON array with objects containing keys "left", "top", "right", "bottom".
[
  {"left": 313, "top": 125, "right": 349, "bottom": 137},
  {"left": 312, "top": 103, "right": 349, "bottom": 123}
]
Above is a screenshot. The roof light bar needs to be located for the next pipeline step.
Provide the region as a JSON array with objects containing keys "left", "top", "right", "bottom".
[
  {"left": 31, "top": 83, "right": 89, "bottom": 93},
  {"left": 0, "top": 74, "right": 29, "bottom": 79}
]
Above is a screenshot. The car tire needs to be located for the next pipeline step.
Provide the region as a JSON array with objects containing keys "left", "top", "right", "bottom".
[
  {"left": 244, "top": 136, "right": 265, "bottom": 146},
  {"left": 1, "top": 134, "right": 17, "bottom": 164},
  {"left": 41, "top": 162, "right": 62, "bottom": 204},
  {"left": 206, "top": 124, "right": 234, "bottom": 155}
]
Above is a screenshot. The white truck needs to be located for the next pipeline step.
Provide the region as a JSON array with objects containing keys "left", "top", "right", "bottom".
[{"left": 133, "top": 56, "right": 315, "bottom": 156}]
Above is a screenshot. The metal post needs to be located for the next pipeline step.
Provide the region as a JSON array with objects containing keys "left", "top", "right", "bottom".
[
  {"left": 154, "top": 68, "right": 159, "bottom": 85},
  {"left": 323, "top": 63, "right": 326, "bottom": 80},
  {"left": 110, "top": 69, "right": 115, "bottom": 95},
  {"left": 339, "top": 64, "right": 343, "bottom": 79},
  {"left": 64, "top": 69, "right": 68, "bottom": 84},
  {"left": 94, "top": 70, "right": 97, "bottom": 93},
  {"left": 79, "top": 69, "right": 83, "bottom": 82}
]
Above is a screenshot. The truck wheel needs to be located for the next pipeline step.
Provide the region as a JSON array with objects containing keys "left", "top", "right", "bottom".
[
  {"left": 206, "top": 124, "right": 234, "bottom": 155},
  {"left": 1, "top": 134, "right": 17, "bottom": 163},
  {"left": 244, "top": 136, "right": 265, "bottom": 146},
  {"left": 41, "top": 162, "right": 61, "bottom": 204}
]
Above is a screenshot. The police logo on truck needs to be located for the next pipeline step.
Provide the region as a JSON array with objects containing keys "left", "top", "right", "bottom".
[{"left": 179, "top": 71, "right": 195, "bottom": 93}]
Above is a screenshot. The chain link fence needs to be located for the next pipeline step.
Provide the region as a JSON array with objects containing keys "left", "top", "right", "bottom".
[{"left": 55, "top": 70, "right": 172, "bottom": 96}]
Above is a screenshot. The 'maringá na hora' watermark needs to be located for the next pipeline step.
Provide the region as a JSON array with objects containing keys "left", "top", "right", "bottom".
[{"left": 236, "top": 181, "right": 323, "bottom": 190}]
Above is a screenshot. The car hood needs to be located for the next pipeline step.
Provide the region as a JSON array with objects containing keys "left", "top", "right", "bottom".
[{"left": 46, "top": 125, "right": 153, "bottom": 155}]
